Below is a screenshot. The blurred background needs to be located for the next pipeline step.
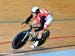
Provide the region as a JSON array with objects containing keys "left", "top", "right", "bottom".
[{"left": 0, "top": 0, "right": 75, "bottom": 54}]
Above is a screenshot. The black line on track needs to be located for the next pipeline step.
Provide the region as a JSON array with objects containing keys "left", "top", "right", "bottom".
[{"left": 14, "top": 45, "right": 75, "bottom": 54}]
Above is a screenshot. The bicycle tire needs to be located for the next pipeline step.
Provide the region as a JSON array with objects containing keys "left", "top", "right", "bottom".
[
  {"left": 38, "top": 30, "right": 50, "bottom": 46},
  {"left": 12, "top": 30, "right": 30, "bottom": 49}
]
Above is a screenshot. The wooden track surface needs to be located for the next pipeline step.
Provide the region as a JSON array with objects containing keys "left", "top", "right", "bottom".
[
  {"left": 0, "top": 0, "right": 75, "bottom": 55},
  {"left": 0, "top": 21, "right": 75, "bottom": 54},
  {"left": 0, "top": 0, "right": 75, "bottom": 21}
]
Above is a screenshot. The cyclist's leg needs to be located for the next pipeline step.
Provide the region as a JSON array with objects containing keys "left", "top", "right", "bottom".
[
  {"left": 44, "top": 15, "right": 53, "bottom": 30},
  {"left": 30, "top": 19, "right": 37, "bottom": 36},
  {"left": 30, "top": 19, "right": 39, "bottom": 41},
  {"left": 31, "top": 15, "right": 53, "bottom": 48},
  {"left": 30, "top": 30, "right": 43, "bottom": 48}
]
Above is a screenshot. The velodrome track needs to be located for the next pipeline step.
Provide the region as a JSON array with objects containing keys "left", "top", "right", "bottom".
[
  {"left": 0, "top": 21, "right": 75, "bottom": 56},
  {"left": 0, "top": 0, "right": 75, "bottom": 56}
]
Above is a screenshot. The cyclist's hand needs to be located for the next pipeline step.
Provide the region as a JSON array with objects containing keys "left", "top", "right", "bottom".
[{"left": 22, "top": 22, "right": 27, "bottom": 28}]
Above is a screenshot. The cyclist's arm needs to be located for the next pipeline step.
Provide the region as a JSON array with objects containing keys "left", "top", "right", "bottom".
[
  {"left": 34, "top": 16, "right": 46, "bottom": 32},
  {"left": 24, "top": 14, "right": 33, "bottom": 24}
]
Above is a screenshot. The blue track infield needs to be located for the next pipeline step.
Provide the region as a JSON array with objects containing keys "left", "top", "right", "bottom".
[{"left": 30, "top": 49, "right": 75, "bottom": 56}]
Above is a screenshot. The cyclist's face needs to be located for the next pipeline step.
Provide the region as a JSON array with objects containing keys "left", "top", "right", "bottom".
[{"left": 32, "top": 12, "right": 36, "bottom": 17}]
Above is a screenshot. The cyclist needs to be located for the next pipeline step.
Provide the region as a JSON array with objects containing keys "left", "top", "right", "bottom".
[{"left": 22, "top": 6, "right": 53, "bottom": 48}]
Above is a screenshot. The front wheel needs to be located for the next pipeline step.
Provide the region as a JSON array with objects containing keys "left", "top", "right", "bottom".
[{"left": 12, "top": 30, "right": 30, "bottom": 49}]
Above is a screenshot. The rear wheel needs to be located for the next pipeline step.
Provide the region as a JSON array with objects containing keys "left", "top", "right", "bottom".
[
  {"left": 12, "top": 31, "right": 30, "bottom": 49},
  {"left": 38, "top": 30, "right": 50, "bottom": 46}
]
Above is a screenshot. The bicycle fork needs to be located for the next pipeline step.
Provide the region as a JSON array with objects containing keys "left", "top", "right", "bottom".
[{"left": 21, "top": 32, "right": 29, "bottom": 42}]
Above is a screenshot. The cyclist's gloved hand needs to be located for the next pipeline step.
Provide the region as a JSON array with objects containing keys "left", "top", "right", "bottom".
[{"left": 22, "top": 22, "right": 29, "bottom": 28}]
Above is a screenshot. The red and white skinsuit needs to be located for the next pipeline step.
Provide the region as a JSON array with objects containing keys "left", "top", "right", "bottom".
[{"left": 34, "top": 8, "right": 53, "bottom": 31}]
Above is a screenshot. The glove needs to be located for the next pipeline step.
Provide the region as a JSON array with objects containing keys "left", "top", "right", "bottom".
[{"left": 22, "top": 22, "right": 27, "bottom": 28}]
